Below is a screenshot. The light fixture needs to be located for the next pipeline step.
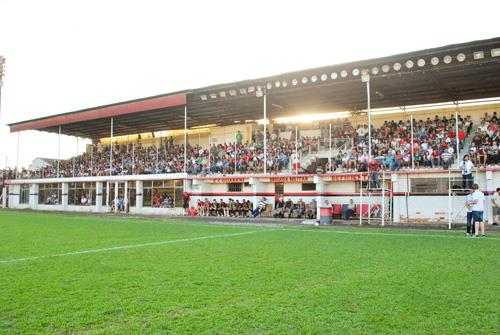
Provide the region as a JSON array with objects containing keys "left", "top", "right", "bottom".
[
  {"left": 248, "top": 86, "right": 255, "bottom": 93},
  {"left": 331, "top": 72, "right": 338, "bottom": 80},
  {"left": 473, "top": 51, "right": 484, "bottom": 60},
  {"left": 491, "top": 48, "right": 500, "bottom": 57},
  {"left": 266, "top": 82, "right": 272, "bottom": 90},
  {"left": 456, "top": 53, "right": 466, "bottom": 62},
  {"left": 443, "top": 55, "right": 452, "bottom": 64},
  {"left": 321, "top": 74, "right": 327, "bottom": 81},
  {"left": 340, "top": 70, "right": 348, "bottom": 78},
  {"left": 301, "top": 76, "right": 308, "bottom": 84},
  {"left": 282, "top": 81, "right": 288, "bottom": 87},
  {"left": 200, "top": 95, "right": 207, "bottom": 101},
  {"left": 229, "top": 90, "right": 237, "bottom": 96},
  {"left": 405, "top": 60, "right": 414, "bottom": 69},
  {"left": 239, "top": 88, "right": 247, "bottom": 94},
  {"left": 361, "top": 69, "right": 369, "bottom": 76},
  {"left": 292, "top": 78, "right": 298, "bottom": 86},
  {"left": 219, "top": 91, "right": 226, "bottom": 98},
  {"left": 417, "top": 59, "right": 426, "bottom": 67},
  {"left": 352, "top": 68, "right": 360, "bottom": 76},
  {"left": 311, "top": 75, "right": 318, "bottom": 82},
  {"left": 431, "top": 57, "right": 439, "bottom": 65},
  {"left": 275, "top": 80, "right": 281, "bottom": 88},
  {"left": 393, "top": 62, "right": 401, "bottom": 71},
  {"left": 209, "top": 93, "right": 217, "bottom": 99},
  {"left": 382, "top": 65, "right": 390, "bottom": 73},
  {"left": 371, "top": 67, "right": 379, "bottom": 75}
]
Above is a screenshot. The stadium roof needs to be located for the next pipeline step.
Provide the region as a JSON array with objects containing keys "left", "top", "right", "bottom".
[{"left": 8, "top": 36, "right": 500, "bottom": 139}]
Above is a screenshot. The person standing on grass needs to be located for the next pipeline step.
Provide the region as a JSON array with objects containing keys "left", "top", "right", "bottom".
[
  {"left": 459, "top": 154, "right": 474, "bottom": 189},
  {"left": 471, "top": 183, "right": 486, "bottom": 237},
  {"left": 182, "top": 192, "right": 190, "bottom": 216},
  {"left": 465, "top": 189, "right": 474, "bottom": 236},
  {"left": 491, "top": 188, "right": 500, "bottom": 226}
]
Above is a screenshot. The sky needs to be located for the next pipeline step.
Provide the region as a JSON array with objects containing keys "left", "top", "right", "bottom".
[{"left": 0, "top": 0, "right": 499, "bottom": 168}]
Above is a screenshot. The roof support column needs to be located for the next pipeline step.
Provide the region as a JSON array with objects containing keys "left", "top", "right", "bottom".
[
  {"left": 57, "top": 125, "right": 61, "bottom": 178},
  {"left": 263, "top": 91, "right": 267, "bottom": 174},
  {"left": 15, "top": 131, "right": 20, "bottom": 179},
  {"left": 110, "top": 117, "right": 113, "bottom": 176},
  {"left": 454, "top": 102, "right": 460, "bottom": 164},
  {"left": 184, "top": 105, "right": 187, "bottom": 174}
]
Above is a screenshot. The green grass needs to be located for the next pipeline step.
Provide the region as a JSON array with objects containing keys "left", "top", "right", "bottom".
[{"left": 0, "top": 211, "right": 499, "bottom": 334}]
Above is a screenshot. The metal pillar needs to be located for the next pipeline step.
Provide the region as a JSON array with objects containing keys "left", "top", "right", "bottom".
[
  {"left": 16, "top": 132, "right": 20, "bottom": 179},
  {"left": 234, "top": 133, "right": 237, "bottom": 174},
  {"left": 57, "top": 125, "right": 61, "bottom": 178},
  {"left": 381, "top": 170, "right": 385, "bottom": 226},
  {"left": 156, "top": 138, "right": 159, "bottom": 174},
  {"left": 448, "top": 169, "right": 452, "bottom": 230},
  {"left": 295, "top": 125, "right": 298, "bottom": 175},
  {"left": 359, "top": 173, "right": 363, "bottom": 226},
  {"left": 329, "top": 123, "right": 332, "bottom": 172},
  {"left": 455, "top": 105, "right": 460, "bottom": 163},
  {"left": 132, "top": 142, "right": 135, "bottom": 175},
  {"left": 263, "top": 92, "right": 267, "bottom": 174},
  {"left": 410, "top": 111, "right": 414, "bottom": 170},
  {"left": 109, "top": 118, "right": 113, "bottom": 176},
  {"left": 366, "top": 77, "right": 372, "bottom": 160},
  {"left": 208, "top": 135, "right": 211, "bottom": 174},
  {"left": 184, "top": 105, "right": 187, "bottom": 174}
]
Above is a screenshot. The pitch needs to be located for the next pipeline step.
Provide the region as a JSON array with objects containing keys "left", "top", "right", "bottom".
[{"left": 1, "top": 211, "right": 498, "bottom": 334}]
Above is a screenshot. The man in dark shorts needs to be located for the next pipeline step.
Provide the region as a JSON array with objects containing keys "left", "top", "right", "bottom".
[
  {"left": 182, "top": 192, "right": 190, "bottom": 216},
  {"left": 471, "top": 184, "right": 485, "bottom": 237}
]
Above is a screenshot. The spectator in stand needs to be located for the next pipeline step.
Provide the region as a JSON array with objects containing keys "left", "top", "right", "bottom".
[{"left": 367, "top": 157, "right": 380, "bottom": 189}]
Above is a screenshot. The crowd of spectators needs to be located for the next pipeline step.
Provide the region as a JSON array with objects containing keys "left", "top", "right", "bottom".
[
  {"left": 469, "top": 112, "right": 499, "bottom": 167},
  {"left": 4, "top": 112, "right": 500, "bottom": 180}
]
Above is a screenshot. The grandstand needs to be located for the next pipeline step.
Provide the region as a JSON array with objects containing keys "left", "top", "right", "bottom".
[{"left": 1, "top": 37, "right": 500, "bottom": 226}]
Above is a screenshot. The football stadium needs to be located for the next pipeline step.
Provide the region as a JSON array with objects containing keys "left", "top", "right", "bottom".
[{"left": 1, "top": 36, "right": 500, "bottom": 333}]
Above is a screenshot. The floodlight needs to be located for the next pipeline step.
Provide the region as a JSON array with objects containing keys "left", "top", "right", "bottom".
[
  {"left": 200, "top": 95, "right": 207, "bottom": 101},
  {"left": 248, "top": 86, "right": 255, "bottom": 93},
  {"left": 282, "top": 81, "right": 288, "bottom": 87},
  {"left": 393, "top": 62, "right": 401, "bottom": 71},
  {"left": 301, "top": 76, "right": 308, "bottom": 84},
  {"left": 229, "top": 89, "right": 237, "bottom": 96},
  {"left": 431, "top": 57, "right": 439, "bottom": 65},
  {"left": 443, "top": 55, "right": 452, "bottom": 64},
  {"left": 239, "top": 88, "right": 247, "bottom": 94},
  {"left": 417, "top": 59, "right": 426, "bottom": 67},
  {"left": 321, "top": 74, "right": 327, "bottom": 81},
  {"left": 292, "top": 78, "right": 298, "bottom": 86},
  {"left": 371, "top": 67, "right": 379, "bottom": 75},
  {"left": 456, "top": 53, "right": 466, "bottom": 62},
  {"left": 473, "top": 51, "right": 484, "bottom": 60},
  {"left": 352, "top": 68, "right": 360, "bottom": 76},
  {"left": 266, "top": 82, "right": 272, "bottom": 90},
  {"left": 405, "top": 60, "right": 414, "bottom": 69},
  {"left": 491, "top": 48, "right": 500, "bottom": 57},
  {"left": 210, "top": 93, "right": 217, "bottom": 99},
  {"left": 275, "top": 80, "right": 281, "bottom": 88},
  {"left": 381, "top": 65, "right": 390, "bottom": 73},
  {"left": 340, "top": 70, "right": 348, "bottom": 78},
  {"left": 311, "top": 75, "right": 318, "bottom": 82},
  {"left": 219, "top": 91, "right": 226, "bottom": 98},
  {"left": 331, "top": 72, "right": 338, "bottom": 80}
]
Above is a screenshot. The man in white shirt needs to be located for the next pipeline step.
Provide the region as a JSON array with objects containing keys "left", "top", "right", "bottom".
[
  {"left": 491, "top": 188, "right": 500, "bottom": 226},
  {"left": 459, "top": 154, "right": 474, "bottom": 189},
  {"left": 471, "top": 184, "right": 485, "bottom": 237}
]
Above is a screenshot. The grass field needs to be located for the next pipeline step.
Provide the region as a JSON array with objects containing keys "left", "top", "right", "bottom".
[{"left": 1, "top": 211, "right": 499, "bottom": 334}]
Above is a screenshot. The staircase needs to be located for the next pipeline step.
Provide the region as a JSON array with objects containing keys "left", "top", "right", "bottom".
[{"left": 451, "top": 124, "right": 479, "bottom": 168}]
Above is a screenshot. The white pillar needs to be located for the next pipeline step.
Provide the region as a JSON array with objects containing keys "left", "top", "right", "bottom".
[
  {"left": 381, "top": 170, "right": 385, "bottom": 226},
  {"left": 359, "top": 174, "right": 363, "bottom": 225},
  {"left": 184, "top": 105, "right": 187, "bottom": 174},
  {"left": 124, "top": 181, "right": 128, "bottom": 212},
  {"left": 109, "top": 118, "right": 114, "bottom": 176},
  {"left": 95, "top": 182, "right": 103, "bottom": 212},
  {"left": 29, "top": 183, "right": 38, "bottom": 209},
  {"left": 57, "top": 126, "right": 61, "bottom": 178},
  {"left": 410, "top": 112, "right": 414, "bottom": 170},
  {"left": 329, "top": 123, "right": 332, "bottom": 172},
  {"left": 448, "top": 169, "right": 452, "bottom": 230},
  {"left": 16, "top": 131, "right": 20, "bottom": 179},
  {"left": 455, "top": 108, "right": 460, "bottom": 163},
  {"left": 263, "top": 92, "right": 267, "bottom": 174},
  {"left": 314, "top": 175, "right": 325, "bottom": 220},
  {"left": 295, "top": 126, "right": 298, "bottom": 175},
  {"left": 208, "top": 135, "right": 211, "bottom": 174},
  {"left": 106, "top": 181, "right": 110, "bottom": 212},
  {"left": 114, "top": 182, "right": 118, "bottom": 213},
  {"left": 391, "top": 173, "right": 400, "bottom": 223},
  {"left": 366, "top": 77, "right": 372, "bottom": 160},
  {"left": 249, "top": 177, "right": 262, "bottom": 210},
  {"left": 62, "top": 182, "right": 68, "bottom": 211},
  {"left": 1, "top": 186, "right": 6, "bottom": 208},
  {"left": 136, "top": 180, "right": 143, "bottom": 209}
]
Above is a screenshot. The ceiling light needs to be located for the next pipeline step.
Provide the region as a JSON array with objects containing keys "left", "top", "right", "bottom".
[
  {"left": 382, "top": 65, "right": 390, "bottom": 73},
  {"left": 248, "top": 86, "right": 255, "bottom": 93},
  {"left": 200, "top": 95, "right": 207, "bottom": 101},
  {"left": 209, "top": 93, "right": 217, "bottom": 99},
  {"left": 301, "top": 76, "right": 308, "bottom": 84},
  {"left": 331, "top": 72, "right": 338, "bottom": 80},
  {"left": 393, "top": 62, "right": 401, "bottom": 71},
  {"left": 352, "top": 68, "right": 360, "bottom": 76},
  {"left": 228, "top": 90, "right": 237, "bottom": 96},
  {"left": 239, "top": 88, "right": 247, "bottom": 94},
  {"left": 219, "top": 91, "right": 226, "bottom": 98},
  {"left": 491, "top": 48, "right": 500, "bottom": 57},
  {"left": 340, "top": 70, "right": 348, "bottom": 78},
  {"left": 443, "top": 55, "right": 452, "bottom": 64},
  {"left": 282, "top": 81, "right": 288, "bottom": 87},
  {"left": 292, "top": 78, "right": 298, "bottom": 86},
  {"left": 321, "top": 74, "right": 327, "bottom": 81},
  {"left": 275, "top": 80, "right": 281, "bottom": 88},
  {"left": 417, "top": 59, "right": 425, "bottom": 67},
  {"left": 311, "top": 75, "right": 318, "bottom": 82},
  {"left": 456, "top": 53, "right": 466, "bottom": 62},
  {"left": 431, "top": 57, "right": 439, "bottom": 65},
  {"left": 473, "top": 51, "right": 484, "bottom": 60},
  {"left": 266, "top": 82, "right": 272, "bottom": 90},
  {"left": 371, "top": 67, "right": 379, "bottom": 75},
  {"left": 405, "top": 60, "right": 414, "bottom": 69}
]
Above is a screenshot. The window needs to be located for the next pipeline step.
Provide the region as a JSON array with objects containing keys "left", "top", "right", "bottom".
[
  {"left": 19, "top": 185, "right": 29, "bottom": 204},
  {"left": 410, "top": 177, "right": 461, "bottom": 193},
  {"left": 143, "top": 180, "right": 183, "bottom": 208},
  {"left": 38, "top": 183, "right": 62, "bottom": 205},
  {"left": 302, "top": 183, "right": 316, "bottom": 191},
  {"left": 275, "top": 182, "right": 284, "bottom": 195},
  {"left": 228, "top": 183, "right": 243, "bottom": 192},
  {"left": 128, "top": 181, "right": 136, "bottom": 207},
  {"left": 68, "top": 182, "right": 96, "bottom": 205}
]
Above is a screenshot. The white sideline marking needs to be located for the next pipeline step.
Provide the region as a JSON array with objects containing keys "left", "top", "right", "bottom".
[
  {"left": 0, "top": 229, "right": 274, "bottom": 264},
  {"left": 278, "top": 227, "right": 500, "bottom": 240}
]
